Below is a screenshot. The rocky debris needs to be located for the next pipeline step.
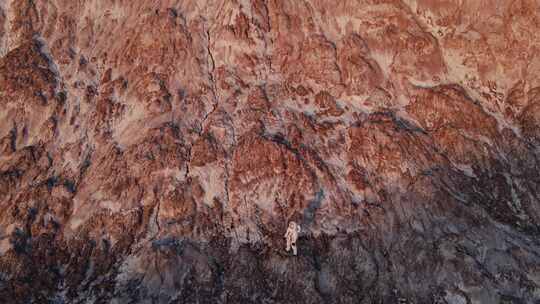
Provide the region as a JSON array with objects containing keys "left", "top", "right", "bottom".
[{"left": 1, "top": 1, "right": 540, "bottom": 303}]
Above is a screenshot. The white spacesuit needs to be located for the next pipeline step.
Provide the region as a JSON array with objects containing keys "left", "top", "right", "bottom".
[{"left": 284, "top": 221, "right": 301, "bottom": 255}]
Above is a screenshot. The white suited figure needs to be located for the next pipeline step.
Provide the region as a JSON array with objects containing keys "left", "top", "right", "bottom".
[{"left": 284, "top": 221, "right": 301, "bottom": 255}]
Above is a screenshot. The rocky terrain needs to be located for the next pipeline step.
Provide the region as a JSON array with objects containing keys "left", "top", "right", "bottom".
[{"left": 2, "top": 0, "right": 540, "bottom": 303}]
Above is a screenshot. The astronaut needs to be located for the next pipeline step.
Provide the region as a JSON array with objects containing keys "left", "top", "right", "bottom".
[{"left": 284, "top": 221, "right": 301, "bottom": 255}]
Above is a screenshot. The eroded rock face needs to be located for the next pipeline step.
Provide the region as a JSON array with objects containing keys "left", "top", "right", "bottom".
[{"left": 2, "top": 1, "right": 540, "bottom": 303}]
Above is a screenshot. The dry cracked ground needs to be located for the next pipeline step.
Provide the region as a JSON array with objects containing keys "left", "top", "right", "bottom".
[{"left": 1, "top": 1, "right": 540, "bottom": 303}]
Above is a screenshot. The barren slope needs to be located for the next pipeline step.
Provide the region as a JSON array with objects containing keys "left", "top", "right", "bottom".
[{"left": 1, "top": 1, "right": 540, "bottom": 303}]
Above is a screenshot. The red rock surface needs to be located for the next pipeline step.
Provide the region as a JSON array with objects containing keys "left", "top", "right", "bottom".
[{"left": 2, "top": 1, "right": 540, "bottom": 303}]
